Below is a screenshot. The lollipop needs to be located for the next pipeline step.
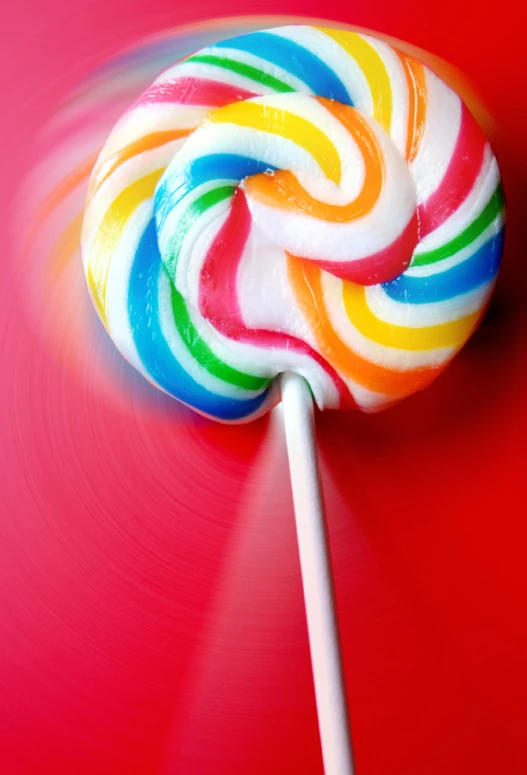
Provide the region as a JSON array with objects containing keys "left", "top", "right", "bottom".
[{"left": 82, "top": 25, "right": 505, "bottom": 775}]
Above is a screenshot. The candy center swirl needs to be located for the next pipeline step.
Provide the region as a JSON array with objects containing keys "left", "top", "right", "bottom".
[
  {"left": 154, "top": 94, "right": 419, "bottom": 301},
  {"left": 82, "top": 26, "right": 504, "bottom": 421}
]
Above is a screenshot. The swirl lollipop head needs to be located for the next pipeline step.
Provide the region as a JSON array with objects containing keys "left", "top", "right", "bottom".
[{"left": 82, "top": 25, "right": 505, "bottom": 422}]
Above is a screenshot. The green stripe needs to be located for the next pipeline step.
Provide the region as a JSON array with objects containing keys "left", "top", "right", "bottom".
[
  {"left": 164, "top": 185, "right": 235, "bottom": 280},
  {"left": 165, "top": 184, "right": 270, "bottom": 392},
  {"left": 412, "top": 184, "right": 505, "bottom": 267},
  {"left": 170, "top": 285, "right": 271, "bottom": 391},
  {"left": 187, "top": 54, "right": 295, "bottom": 93}
]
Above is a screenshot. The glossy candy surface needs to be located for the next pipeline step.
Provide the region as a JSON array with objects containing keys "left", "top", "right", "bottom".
[
  {"left": 82, "top": 25, "right": 504, "bottom": 421},
  {"left": 3, "top": 7, "right": 527, "bottom": 775}
]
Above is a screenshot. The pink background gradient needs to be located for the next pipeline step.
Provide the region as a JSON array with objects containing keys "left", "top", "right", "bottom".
[{"left": 1, "top": 2, "right": 527, "bottom": 774}]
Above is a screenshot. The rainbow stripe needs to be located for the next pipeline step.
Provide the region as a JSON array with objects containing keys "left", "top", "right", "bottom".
[{"left": 82, "top": 25, "right": 505, "bottom": 420}]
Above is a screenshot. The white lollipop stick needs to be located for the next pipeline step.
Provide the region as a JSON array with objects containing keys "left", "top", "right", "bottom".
[{"left": 280, "top": 372, "right": 355, "bottom": 775}]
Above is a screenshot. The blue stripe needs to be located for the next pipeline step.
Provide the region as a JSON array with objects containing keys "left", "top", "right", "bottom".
[
  {"left": 383, "top": 229, "right": 504, "bottom": 304},
  {"left": 128, "top": 218, "right": 270, "bottom": 420},
  {"left": 155, "top": 155, "right": 277, "bottom": 232},
  {"left": 213, "top": 32, "right": 352, "bottom": 105},
  {"left": 186, "top": 154, "right": 278, "bottom": 187}
]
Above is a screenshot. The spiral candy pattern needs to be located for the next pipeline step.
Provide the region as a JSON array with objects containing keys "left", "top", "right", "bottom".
[{"left": 82, "top": 25, "right": 505, "bottom": 421}]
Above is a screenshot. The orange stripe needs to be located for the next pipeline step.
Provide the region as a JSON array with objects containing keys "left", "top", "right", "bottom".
[
  {"left": 287, "top": 255, "right": 441, "bottom": 397},
  {"left": 88, "top": 129, "right": 191, "bottom": 200},
  {"left": 398, "top": 52, "right": 427, "bottom": 163},
  {"left": 244, "top": 99, "right": 383, "bottom": 222}
]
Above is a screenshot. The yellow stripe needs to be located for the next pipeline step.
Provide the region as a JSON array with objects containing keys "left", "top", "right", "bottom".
[
  {"left": 207, "top": 101, "right": 341, "bottom": 183},
  {"left": 343, "top": 283, "right": 481, "bottom": 350},
  {"left": 86, "top": 169, "right": 163, "bottom": 325},
  {"left": 318, "top": 29, "right": 393, "bottom": 132}
]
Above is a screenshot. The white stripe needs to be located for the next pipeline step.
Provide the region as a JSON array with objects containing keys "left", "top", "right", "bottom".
[
  {"left": 157, "top": 270, "right": 265, "bottom": 401},
  {"left": 193, "top": 45, "right": 312, "bottom": 93},
  {"left": 406, "top": 214, "right": 504, "bottom": 277},
  {"left": 273, "top": 26, "right": 374, "bottom": 114},
  {"left": 163, "top": 60, "right": 276, "bottom": 96},
  {"left": 410, "top": 69, "right": 462, "bottom": 204},
  {"left": 105, "top": 200, "right": 152, "bottom": 376},
  {"left": 237, "top": 225, "right": 313, "bottom": 338},
  {"left": 102, "top": 104, "right": 208, "bottom": 156},
  {"left": 245, "top": 113, "right": 416, "bottom": 262},
  {"left": 365, "top": 281, "right": 493, "bottom": 326},
  {"left": 343, "top": 378, "right": 397, "bottom": 412},
  {"left": 82, "top": 143, "right": 175, "bottom": 261},
  {"left": 359, "top": 35, "right": 409, "bottom": 152},
  {"left": 155, "top": 179, "right": 234, "bottom": 298},
  {"left": 415, "top": 148, "right": 501, "bottom": 253},
  {"left": 322, "top": 272, "right": 456, "bottom": 367}
]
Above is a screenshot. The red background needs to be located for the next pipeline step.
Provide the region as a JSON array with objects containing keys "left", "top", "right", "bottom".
[{"left": 1, "top": 2, "right": 526, "bottom": 774}]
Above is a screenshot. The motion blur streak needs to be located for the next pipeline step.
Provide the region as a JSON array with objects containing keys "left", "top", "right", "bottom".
[
  {"left": 159, "top": 409, "right": 323, "bottom": 773},
  {"left": 2, "top": 4, "right": 527, "bottom": 775}
]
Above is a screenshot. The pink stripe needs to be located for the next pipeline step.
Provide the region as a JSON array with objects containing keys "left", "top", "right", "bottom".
[
  {"left": 314, "top": 213, "right": 418, "bottom": 285},
  {"left": 199, "top": 189, "right": 356, "bottom": 408},
  {"left": 135, "top": 77, "right": 257, "bottom": 108},
  {"left": 418, "top": 105, "right": 487, "bottom": 238}
]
